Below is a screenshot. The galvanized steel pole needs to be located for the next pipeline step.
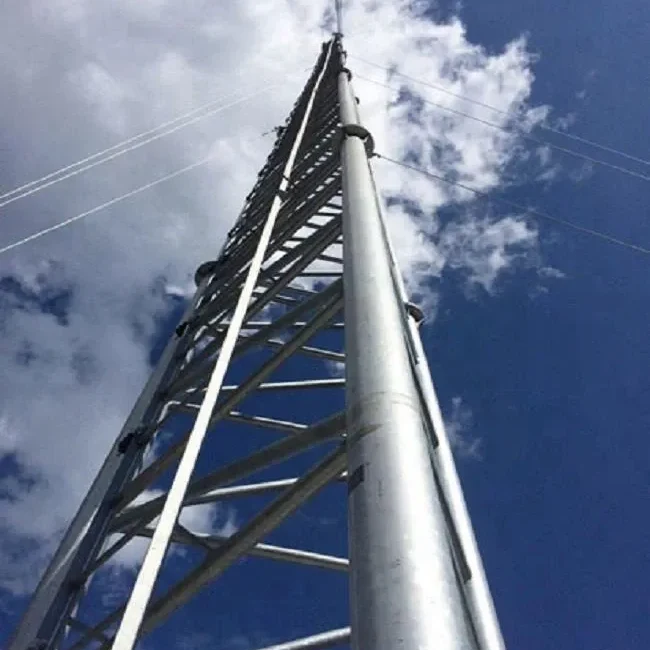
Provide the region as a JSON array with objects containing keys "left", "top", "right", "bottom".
[{"left": 337, "top": 41, "right": 478, "bottom": 650}]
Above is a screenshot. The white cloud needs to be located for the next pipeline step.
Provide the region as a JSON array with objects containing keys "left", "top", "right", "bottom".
[
  {"left": 437, "top": 214, "right": 539, "bottom": 293},
  {"left": 538, "top": 266, "right": 566, "bottom": 280},
  {"left": 105, "top": 489, "right": 238, "bottom": 572},
  {"left": 0, "top": 0, "right": 557, "bottom": 600},
  {"left": 444, "top": 396, "right": 481, "bottom": 460}
]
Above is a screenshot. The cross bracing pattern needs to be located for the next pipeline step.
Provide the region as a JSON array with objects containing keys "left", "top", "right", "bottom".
[{"left": 11, "top": 37, "right": 502, "bottom": 650}]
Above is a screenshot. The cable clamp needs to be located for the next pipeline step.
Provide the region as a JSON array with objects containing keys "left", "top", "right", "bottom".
[
  {"left": 338, "top": 66, "right": 352, "bottom": 81},
  {"left": 340, "top": 124, "right": 375, "bottom": 157},
  {"left": 117, "top": 426, "right": 148, "bottom": 455},
  {"left": 405, "top": 302, "right": 425, "bottom": 324}
]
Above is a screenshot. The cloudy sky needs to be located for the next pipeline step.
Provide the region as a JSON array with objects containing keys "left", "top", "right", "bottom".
[{"left": 1, "top": 0, "right": 649, "bottom": 648}]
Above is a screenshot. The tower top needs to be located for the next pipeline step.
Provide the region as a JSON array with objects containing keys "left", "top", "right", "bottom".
[{"left": 334, "top": 0, "right": 343, "bottom": 36}]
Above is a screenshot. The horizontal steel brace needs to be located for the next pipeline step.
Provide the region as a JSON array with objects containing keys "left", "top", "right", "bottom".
[
  {"left": 253, "top": 628, "right": 351, "bottom": 650},
  {"left": 133, "top": 448, "right": 347, "bottom": 642},
  {"left": 111, "top": 410, "right": 345, "bottom": 529},
  {"left": 184, "top": 377, "right": 345, "bottom": 399},
  {"left": 215, "top": 320, "right": 344, "bottom": 330},
  {"left": 169, "top": 278, "right": 342, "bottom": 398},
  {"left": 266, "top": 339, "right": 345, "bottom": 363},
  {"left": 187, "top": 473, "right": 347, "bottom": 503},
  {"left": 226, "top": 412, "right": 308, "bottom": 434},
  {"left": 111, "top": 295, "right": 344, "bottom": 510},
  {"left": 132, "top": 526, "right": 349, "bottom": 572},
  {"left": 73, "top": 449, "right": 347, "bottom": 649},
  {"left": 172, "top": 240, "right": 344, "bottom": 393}
]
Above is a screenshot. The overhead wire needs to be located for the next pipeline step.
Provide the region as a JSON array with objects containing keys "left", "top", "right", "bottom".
[
  {"left": 375, "top": 153, "right": 650, "bottom": 255},
  {"left": 0, "top": 67, "right": 310, "bottom": 210},
  {"left": 355, "top": 74, "right": 650, "bottom": 183},
  {"left": 3, "top": 32, "right": 646, "bottom": 259},
  {"left": 350, "top": 55, "right": 650, "bottom": 169},
  {"left": 0, "top": 154, "right": 220, "bottom": 256}
]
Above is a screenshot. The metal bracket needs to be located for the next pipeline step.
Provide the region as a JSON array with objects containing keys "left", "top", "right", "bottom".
[
  {"left": 405, "top": 302, "right": 425, "bottom": 325},
  {"left": 175, "top": 321, "right": 189, "bottom": 338},
  {"left": 338, "top": 66, "right": 352, "bottom": 81},
  {"left": 194, "top": 259, "right": 219, "bottom": 287},
  {"left": 117, "top": 426, "right": 148, "bottom": 455},
  {"left": 340, "top": 123, "right": 375, "bottom": 157}
]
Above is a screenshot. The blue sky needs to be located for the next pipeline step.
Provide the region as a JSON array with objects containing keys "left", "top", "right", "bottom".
[
  {"left": 1, "top": 0, "right": 649, "bottom": 648},
  {"left": 431, "top": 0, "right": 650, "bottom": 647}
]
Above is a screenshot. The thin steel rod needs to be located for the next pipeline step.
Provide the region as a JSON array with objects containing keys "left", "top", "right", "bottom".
[
  {"left": 244, "top": 542, "right": 348, "bottom": 571},
  {"left": 215, "top": 320, "right": 344, "bottom": 329},
  {"left": 253, "top": 628, "right": 351, "bottom": 650},
  {"left": 226, "top": 412, "right": 308, "bottom": 434},
  {"left": 266, "top": 340, "right": 345, "bottom": 362},
  {"left": 192, "top": 473, "right": 348, "bottom": 504},
  {"left": 133, "top": 527, "right": 349, "bottom": 572},
  {"left": 185, "top": 478, "right": 302, "bottom": 501},
  {"left": 217, "top": 378, "right": 345, "bottom": 392}
]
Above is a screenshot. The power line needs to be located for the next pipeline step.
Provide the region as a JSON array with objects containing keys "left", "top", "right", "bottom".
[
  {"left": 375, "top": 153, "right": 650, "bottom": 255},
  {"left": 0, "top": 154, "right": 219, "bottom": 257},
  {"left": 356, "top": 74, "right": 650, "bottom": 183},
  {"left": 0, "top": 69, "right": 309, "bottom": 210},
  {"left": 350, "top": 55, "right": 650, "bottom": 169}
]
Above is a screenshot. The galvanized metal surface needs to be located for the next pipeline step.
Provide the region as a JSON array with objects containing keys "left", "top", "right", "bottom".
[{"left": 10, "top": 33, "right": 503, "bottom": 650}]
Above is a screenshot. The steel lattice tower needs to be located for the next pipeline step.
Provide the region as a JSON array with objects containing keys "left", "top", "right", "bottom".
[{"left": 10, "top": 36, "right": 504, "bottom": 650}]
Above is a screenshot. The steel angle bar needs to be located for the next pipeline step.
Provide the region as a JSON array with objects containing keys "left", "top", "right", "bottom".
[
  {"left": 114, "top": 293, "right": 344, "bottom": 509},
  {"left": 69, "top": 448, "right": 346, "bottom": 649},
  {"left": 111, "top": 410, "right": 345, "bottom": 530},
  {"left": 179, "top": 238, "right": 344, "bottom": 380},
  {"left": 165, "top": 277, "right": 342, "bottom": 398},
  {"left": 132, "top": 448, "right": 347, "bottom": 642},
  {"left": 107, "top": 42, "right": 339, "bottom": 650},
  {"left": 186, "top": 199, "right": 341, "bottom": 346},
  {"left": 74, "top": 519, "right": 147, "bottom": 582}
]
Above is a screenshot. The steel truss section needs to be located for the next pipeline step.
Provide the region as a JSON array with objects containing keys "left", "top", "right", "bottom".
[{"left": 10, "top": 36, "right": 504, "bottom": 650}]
